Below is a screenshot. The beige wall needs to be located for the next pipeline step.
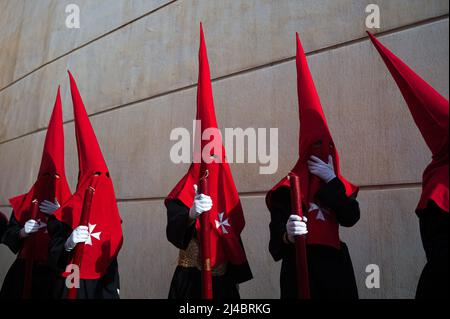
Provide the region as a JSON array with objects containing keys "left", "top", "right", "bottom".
[{"left": 0, "top": 0, "right": 448, "bottom": 299}]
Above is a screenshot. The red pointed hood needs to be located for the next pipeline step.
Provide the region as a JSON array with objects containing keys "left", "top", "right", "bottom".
[
  {"left": 165, "top": 23, "right": 249, "bottom": 268},
  {"left": 367, "top": 32, "right": 449, "bottom": 157},
  {"left": 68, "top": 71, "right": 108, "bottom": 178},
  {"left": 368, "top": 32, "right": 449, "bottom": 213},
  {"left": 197, "top": 23, "right": 220, "bottom": 142},
  {"left": 38, "top": 87, "right": 67, "bottom": 177},
  {"left": 53, "top": 71, "right": 122, "bottom": 280},
  {"left": 10, "top": 87, "right": 72, "bottom": 222},
  {"left": 166, "top": 23, "right": 226, "bottom": 208},
  {"left": 266, "top": 34, "right": 358, "bottom": 249},
  {"left": 9, "top": 87, "right": 72, "bottom": 261},
  {"left": 293, "top": 33, "right": 356, "bottom": 195},
  {"left": 295, "top": 33, "right": 332, "bottom": 154}
]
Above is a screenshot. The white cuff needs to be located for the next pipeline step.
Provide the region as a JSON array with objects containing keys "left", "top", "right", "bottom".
[{"left": 64, "top": 239, "right": 75, "bottom": 252}]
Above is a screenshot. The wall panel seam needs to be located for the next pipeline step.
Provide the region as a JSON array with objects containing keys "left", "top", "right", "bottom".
[
  {"left": 0, "top": 183, "right": 422, "bottom": 208},
  {"left": 0, "top": 0, "right": 179, "bottom": 92},
  {"left": 1, "top": 16, "right": 448, "bottom": 147},
  {"left": 0, "top": 10, "right": 447, "bottom": 95}
]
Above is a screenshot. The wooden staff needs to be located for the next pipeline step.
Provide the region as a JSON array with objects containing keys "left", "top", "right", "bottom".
[
  {"left": 66, "top": 178, "right": 97, "bottom": 299},
  {"left": 199, "top": 170, "right": 213, "bottom": 299},
  {"left": 288, "top": 173, "right": 310, "bottom": 299},
  {"left": 22, "top": 199, "right": 39, "bottom": 299},
  {"left": 22, "top": 176, "right": 60, "bottom": 298}
]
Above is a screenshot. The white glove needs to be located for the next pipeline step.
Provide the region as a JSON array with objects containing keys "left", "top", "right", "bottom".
[
  {"left": 189, "top": 184, "right": 213, "bottom": 220},
  {"left": 39, "top": 199, "right": 60, "bottom": 215},
  {"left": 307, "top": 155, "right": 336, "bottom": 183},
  {"left": 19, "top": 219, "right": 40, "bottom": 238},
  {"left": 286, "top": 215, "right": 308, "bottom": 244},
  {"left": 64, "top": 226, "right": 89, "bottom": 251}
]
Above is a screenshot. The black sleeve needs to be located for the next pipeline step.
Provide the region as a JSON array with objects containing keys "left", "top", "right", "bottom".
[
  {"left": 2, "top": 212, "right": 24, "bottom": 254},
  {"left": 166, "top": 199, "right": 196, "bottom": 250},
  {"left": 315, "top": 177, "right": 360, "bottom": 227},
  {"left": 268, "top": 188, "right": 295, "bottom": 262},
  {"left": 0, "top": 212, "right": 7, "bottom": 240},
  {"left": 417, "top": 201, "right": 449, "bottom": 263},
  {"left": 47, "top": 216, "right": 73, "bottom": 272}
]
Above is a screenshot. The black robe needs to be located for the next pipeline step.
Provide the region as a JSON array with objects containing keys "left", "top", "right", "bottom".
[
  {"left": 46, "top": 217, "right": 120, "bottom": 299},
  {"left": 0, "top": 213, "right": 59, "bottom": 299},
  {"left": 415, "top": 201, "right": 449, "bottom": 299},
  {"left": 166, "top": 199, "right": 253, "bottom": 299},
  {"left": 268, "top": 177, "right": 360, "bottom": 299}
]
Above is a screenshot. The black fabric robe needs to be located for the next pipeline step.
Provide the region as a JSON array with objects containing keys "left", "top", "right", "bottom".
[
  {"left": 46, "top": 217, "right": 120, "bottom": 299},
  {"left": 0, "top": 213, "right": 58, "bottom": 299},
  {"left": 268, "top": 177, "right": 360, "bottom": 299},
  {"left": 415, "top": 201, "right": 449, "bottom": 299},
  {"left": 166, "top": 199, "right": 253, "bottom": 299}
]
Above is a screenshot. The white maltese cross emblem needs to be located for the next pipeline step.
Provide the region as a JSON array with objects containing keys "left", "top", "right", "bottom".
[
  {"left": 215, "top": 212, "right": 230, "bottom": 234},
  {"left": 85, "top": 223, "right": 101, "bottom": 246},
  {"left": 309, "top": 203, "right": 326, "bottom": 221}
]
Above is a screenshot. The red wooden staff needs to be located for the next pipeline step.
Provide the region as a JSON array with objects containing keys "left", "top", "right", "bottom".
[
  {"left": 199, "top": 170, "right": 213, "bottom": 299},
  {"left": 288, "top": 173, "right": 310, "bottom": 299},
  {"left": 22, "top": 176, "right": 61, "bottom": 298},
  {"left": 66, "top": 177, "right": 98, "bottom": 299},
  {"left": 22, "top": 199, "right": 39, "bottom": 299}
]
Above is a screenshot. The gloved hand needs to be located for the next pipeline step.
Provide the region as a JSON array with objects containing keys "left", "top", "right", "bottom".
[
  {"left": 64, "top": 226, "right": 89, "bottom": 252},
  {"left": 307, "top": 155, "right": 336, "bottom": 183},
  {"left": 39, "top": 199, "right": 60, "bottom": 215},
  {"left": 286, "top": 215, "right": 308, "bottom": 244},
  {"left": 189, "top": 184, "right": 213, "bottom": 220},
  {"left": 19, "top": 219, "right": 40, "bottom": 238}
]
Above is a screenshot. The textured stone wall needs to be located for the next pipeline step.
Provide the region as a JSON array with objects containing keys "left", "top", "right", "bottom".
[{"left": 0, "top": 0, "right": 448, "bottom": 299}]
